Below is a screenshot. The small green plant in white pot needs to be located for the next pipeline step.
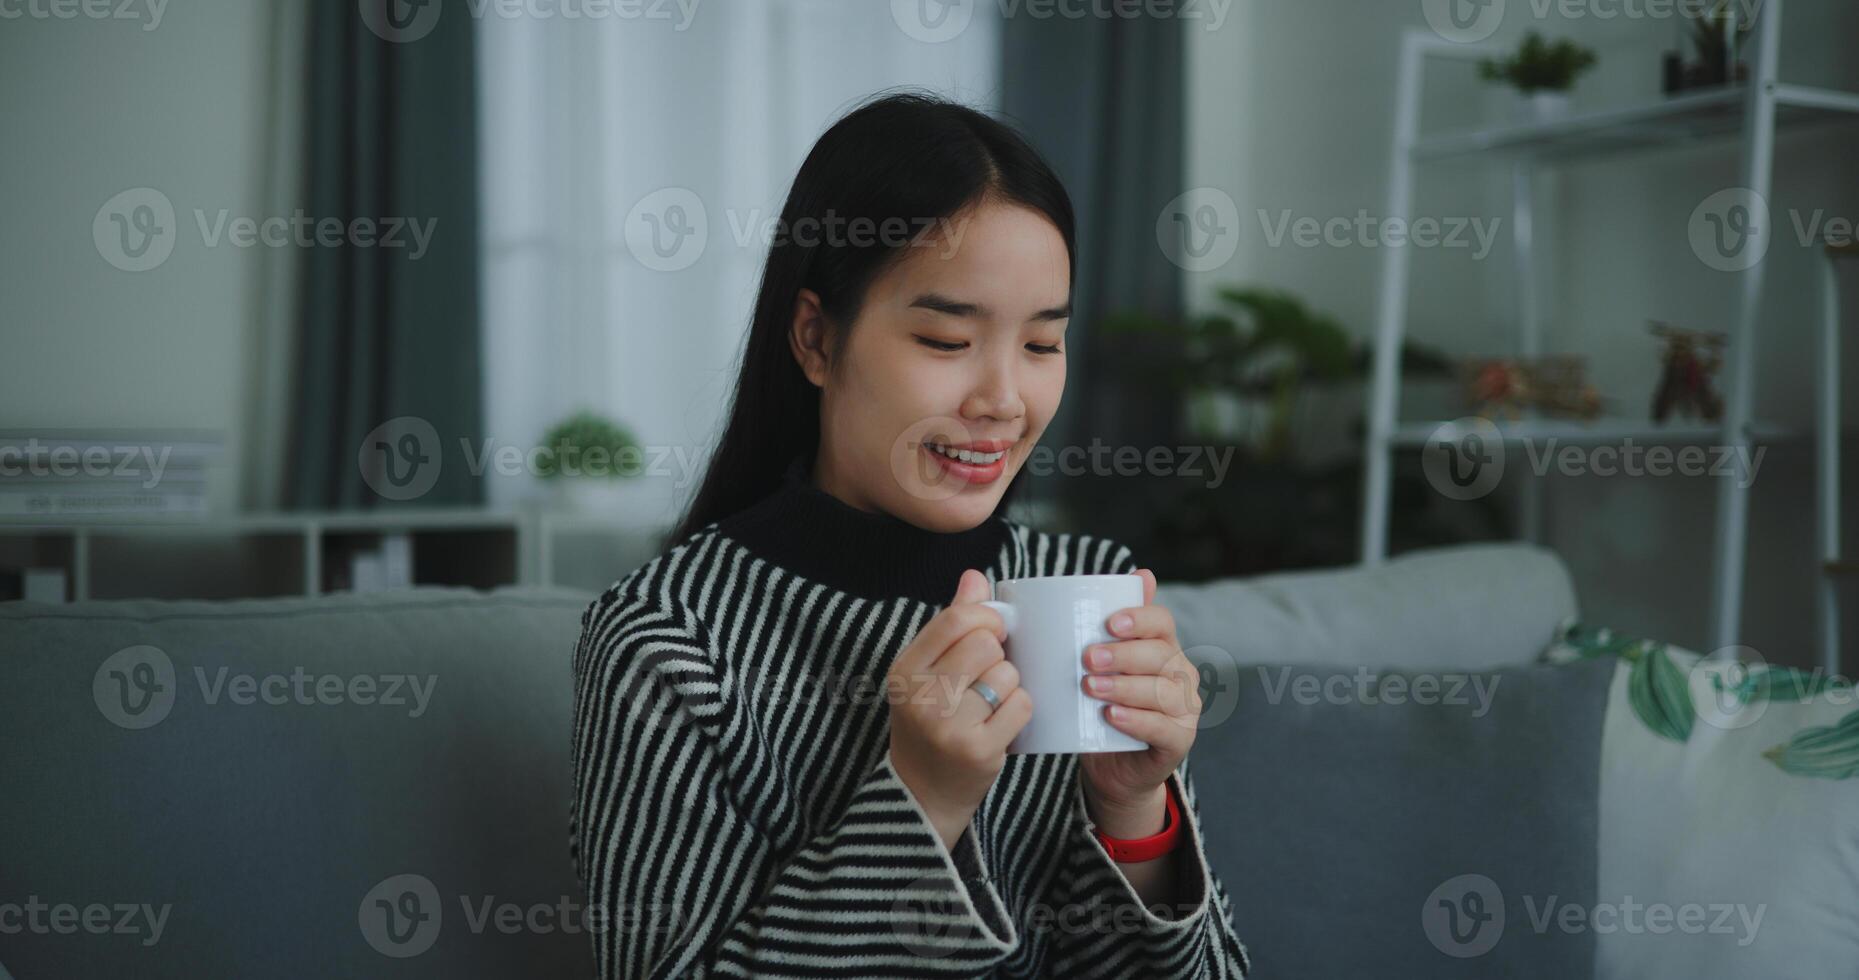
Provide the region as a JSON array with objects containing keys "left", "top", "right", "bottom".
[
  {"left": 1479, "top": 31, "right": 1598, "bottom": 123},
  {"left": 536, "top": 411, "right": 643, "bottom": 514}
]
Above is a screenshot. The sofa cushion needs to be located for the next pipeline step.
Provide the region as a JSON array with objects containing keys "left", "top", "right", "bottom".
[
  {"left": 1187, "top": 652, "right": 1616, "bottom": 978},
  {"left": 1160, "top": 543, "right": 1578, "bottom": 672},
  {"left": 0, "top": 586, "right": 598, "bottom": 979},
  {"left": 1545, "top": 627, "right": 1859, "bottom": 980}
]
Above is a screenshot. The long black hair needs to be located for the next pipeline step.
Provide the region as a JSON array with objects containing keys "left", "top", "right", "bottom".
[{"left": 664, "top": 91, "right": 1077, "bottom": 549}]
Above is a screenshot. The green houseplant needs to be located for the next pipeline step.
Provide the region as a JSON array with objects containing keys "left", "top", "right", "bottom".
[
  {"left": 1092, "top": 287, "right": 1477, "bottom": 581},
  {"left": 536, "top": 411, "right": 643, "bottom": 513},
  {"left": 1478, "top": 31, "right": 1598, "bottom": 121},
  {"left": 1104, "top": 287, "right": 1357, "bottom": 462}
]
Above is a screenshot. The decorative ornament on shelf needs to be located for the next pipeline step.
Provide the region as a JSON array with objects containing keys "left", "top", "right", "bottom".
[
  {"left": 1464, "top": 359, "right": 1533, "bottom": 420},
  {"left": 1477, "top": 31, "right": 1599, "bottom": 123},
  {"left": 1461, "top": 355, "right": 1603, "bottom": 421},
  {"left": 1648, "top": 320, "right": 1726, "bottom": 423}
]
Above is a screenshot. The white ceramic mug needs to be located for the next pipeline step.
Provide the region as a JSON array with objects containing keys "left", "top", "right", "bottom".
[{"left": 981, "top": 574, "right": 1149, "bottom": 755}]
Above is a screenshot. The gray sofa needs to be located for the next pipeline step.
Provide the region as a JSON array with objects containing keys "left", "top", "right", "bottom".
[{"left": 0, "top": 543, "right": 1584, "bottom": 978}]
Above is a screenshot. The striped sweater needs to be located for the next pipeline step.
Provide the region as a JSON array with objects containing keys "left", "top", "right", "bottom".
[{"left": 570, "top": 464, "right": 1252, "bottom": 978}]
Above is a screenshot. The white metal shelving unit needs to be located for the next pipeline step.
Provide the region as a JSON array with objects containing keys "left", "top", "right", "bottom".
[
  {"left": 1360, "top": 0, "right": 1859, "bottom": 666},
  {"left": 1819, "top": 241, "right": 1855, "bottom": 669}
]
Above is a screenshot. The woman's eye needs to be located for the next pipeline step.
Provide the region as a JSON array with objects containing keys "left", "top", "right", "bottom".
[{"left": 914, "top": 336, "right": 1060, "bottom": 355}]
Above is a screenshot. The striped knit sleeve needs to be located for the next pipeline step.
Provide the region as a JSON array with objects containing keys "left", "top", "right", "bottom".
[
  {"left": 1052, "top": 760, "right": 1253, "bottom": 977},
  {"left": 1042, "top": 538, "right": 1253, "bottom": 978},
  {"left": 570, "top": 588, "right": 1019, "bottom": 979}
]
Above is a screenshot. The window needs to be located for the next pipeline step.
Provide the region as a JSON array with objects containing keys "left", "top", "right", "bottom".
[{"left": 477, "top": 0, "right": 1001, "bottom": 523}]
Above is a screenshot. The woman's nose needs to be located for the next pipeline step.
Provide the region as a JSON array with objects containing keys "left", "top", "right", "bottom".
[{"left": 963, "top": 354, "right": 1025, "bottom": 421}]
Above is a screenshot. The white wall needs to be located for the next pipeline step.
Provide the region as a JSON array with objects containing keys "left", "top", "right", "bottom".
[
  {"left": 1187, "top": 0, "right": 1859, "bottom": 661},
  {"left": 0, "top": 0, "right": 283, "bottom": 514}
]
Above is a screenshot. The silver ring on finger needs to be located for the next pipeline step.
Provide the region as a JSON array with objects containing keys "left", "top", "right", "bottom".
[{"left": 971, "top": 680, "right": 1002, "bottom": 712}]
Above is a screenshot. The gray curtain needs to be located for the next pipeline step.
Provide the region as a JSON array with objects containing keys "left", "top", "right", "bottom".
[
  {"left": 999, "top": 18, "right": 1186, "bottom": 527},
  {"left": 285, "top": 3, "right": 484, "bottom": 509}
]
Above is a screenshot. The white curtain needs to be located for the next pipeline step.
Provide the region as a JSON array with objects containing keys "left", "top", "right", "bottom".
[{"left": 477, "top": 0, "right": 1001, "bottom": 526}]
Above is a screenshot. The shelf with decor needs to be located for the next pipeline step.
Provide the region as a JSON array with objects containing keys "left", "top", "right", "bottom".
[
  {"left": 1385, "top": 417, "right": 1793, "bottom": 447},
  {"left": 1361, "top": 0, "right": 1858, "bottom": 667},
  {"left": 1409, "top": 83, "right": 1859, "bottom": 162}
]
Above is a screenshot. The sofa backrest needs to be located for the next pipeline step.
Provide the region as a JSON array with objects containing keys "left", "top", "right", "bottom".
[
  {"left": 0, "top": 542, "right": 1580, "bottom": 976},
  {"left": 0, "top": 586, "right": 599, "bottom": 979},
  {"left": 1159, "top": 543, "right": 1578, "bottom": 672}
]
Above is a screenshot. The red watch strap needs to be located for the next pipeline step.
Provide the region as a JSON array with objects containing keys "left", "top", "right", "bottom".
[{"left": 1092, "top": 779, "right": 1182, "bottom": 863}]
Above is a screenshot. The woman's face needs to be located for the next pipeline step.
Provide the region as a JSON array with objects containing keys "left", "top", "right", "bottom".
[{"left": 791, "top": 199, "right": 1070, "bottom": 533}]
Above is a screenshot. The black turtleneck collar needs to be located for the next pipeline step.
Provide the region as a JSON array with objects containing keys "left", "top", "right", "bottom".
[{"left": 716, "top": 456, "right": 1014, "bottom": 606}]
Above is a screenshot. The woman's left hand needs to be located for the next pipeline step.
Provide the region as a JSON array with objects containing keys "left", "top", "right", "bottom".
[{"left": 1078, "top": 567, "right": 1204, "bottom": 840}]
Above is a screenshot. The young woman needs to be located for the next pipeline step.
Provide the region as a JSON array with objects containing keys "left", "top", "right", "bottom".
[{"left": 571, "top": 92, "right": 1251, "bottom": 979}]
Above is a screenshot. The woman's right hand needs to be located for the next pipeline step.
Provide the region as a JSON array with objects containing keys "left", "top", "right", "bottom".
[{"left": 887, "top": 568, "right": 1033, "bottom": 851}]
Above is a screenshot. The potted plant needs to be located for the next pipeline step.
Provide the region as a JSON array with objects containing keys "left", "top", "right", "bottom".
[
  {"left": 1087, "top": 288, "right": 1467, "bottom": 581},
  {"left": 535, "top": 410, "right": 643, "bottom": 513},
  {"left": 1663, "top": 5, "right": 1751, "bottom": 93},
  {"left": 1102, "top": 287, "right": 1450, "bottom": 463},
  {"left": 1478, "top": 31, "right": 1598, "bottom": 122}
]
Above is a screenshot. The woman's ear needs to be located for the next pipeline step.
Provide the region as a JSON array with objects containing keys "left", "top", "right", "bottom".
[{"left": 788, "top": 288, "right": 831, "bottom": 388}]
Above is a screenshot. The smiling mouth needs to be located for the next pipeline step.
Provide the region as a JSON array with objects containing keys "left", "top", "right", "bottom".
[{"left": 922, "top": 440, "right": 1008, "bottom": 465}]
